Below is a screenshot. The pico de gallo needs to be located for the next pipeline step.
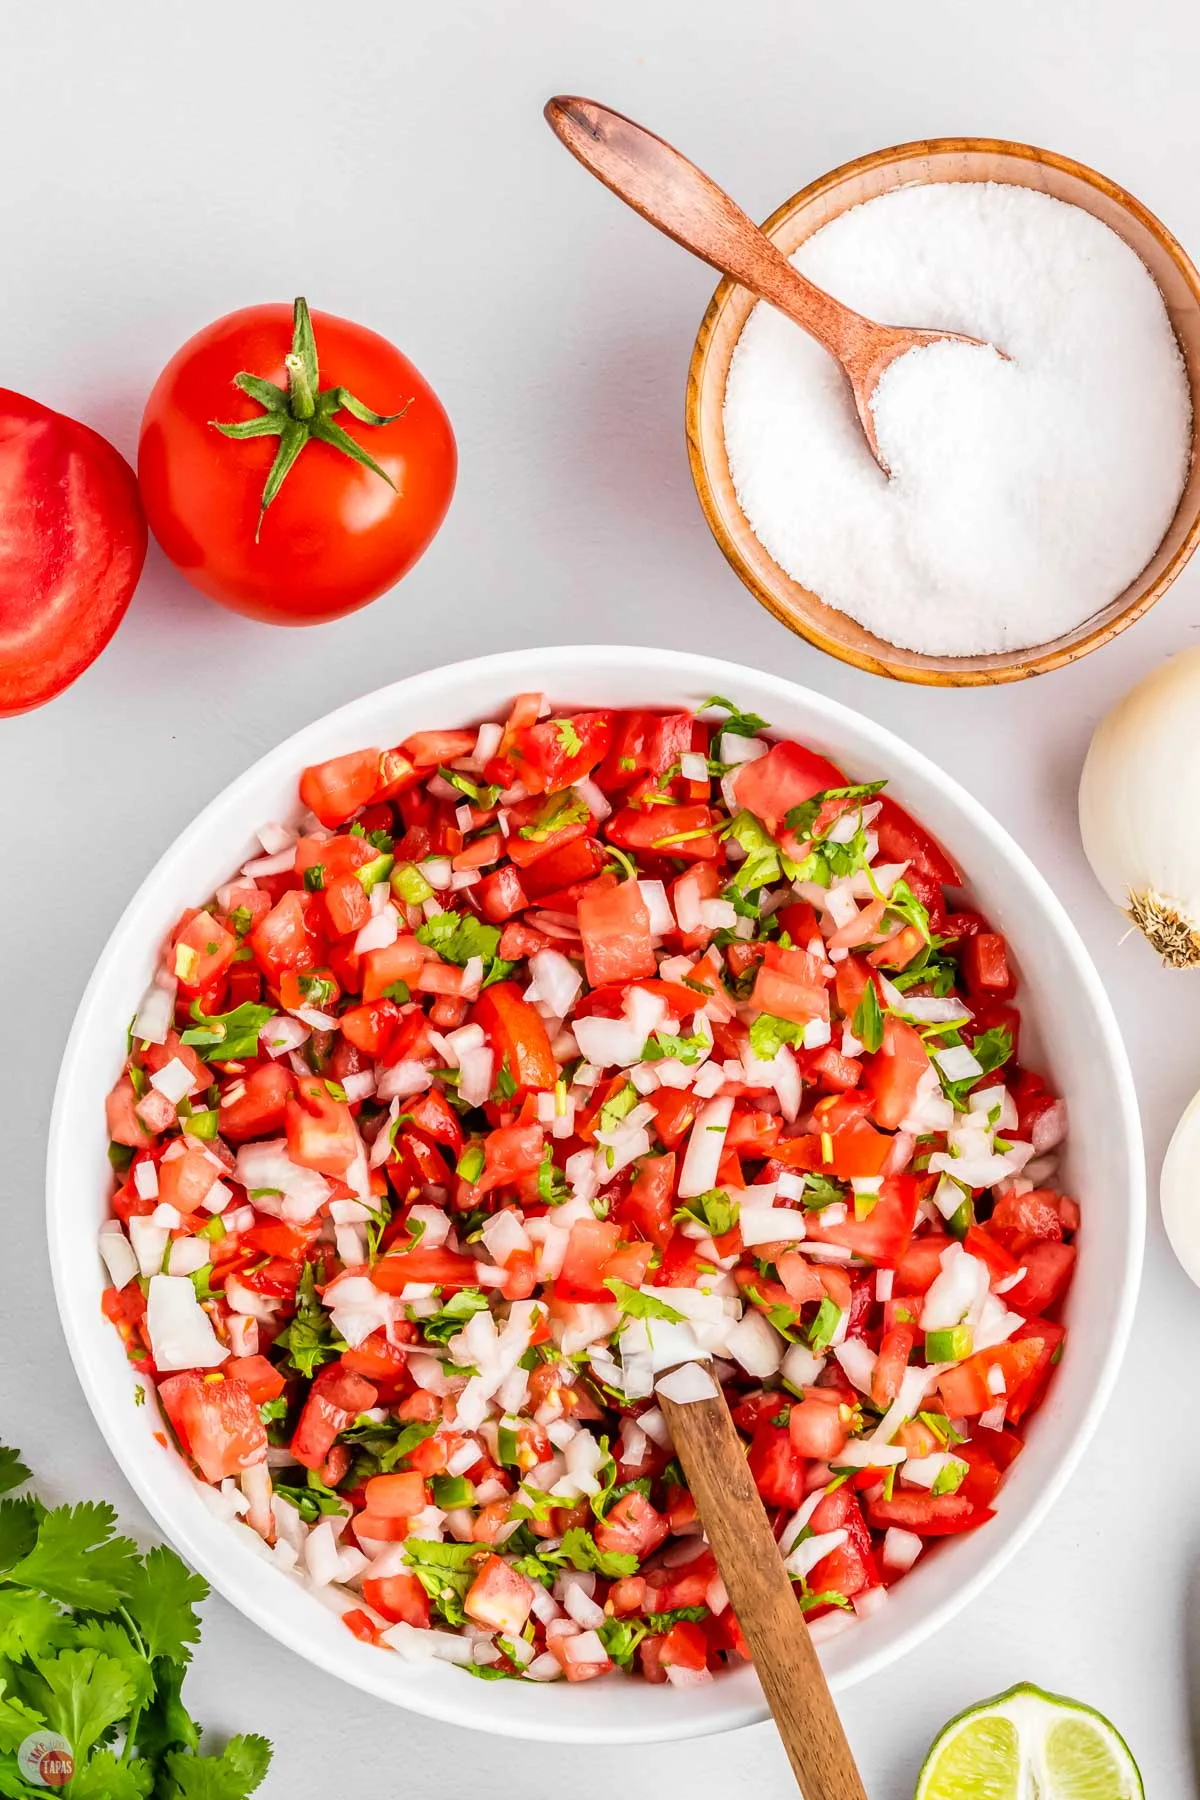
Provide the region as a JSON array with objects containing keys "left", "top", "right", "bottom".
[{"left": 100, "top": 693, "right": 1076, "bottom": 1687}]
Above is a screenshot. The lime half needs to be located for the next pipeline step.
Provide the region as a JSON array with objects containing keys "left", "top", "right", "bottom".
[{"left": 916, "top": 1684, "right": 1143, "bottom": 1800}]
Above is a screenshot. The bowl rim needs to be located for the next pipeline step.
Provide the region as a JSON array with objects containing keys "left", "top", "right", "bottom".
[
  {"left": 46, "top": 644, "right": 1145, "bottom": 1741},
  {"left": 686, "top": 134, "right": 1200, "bottom": 687}
]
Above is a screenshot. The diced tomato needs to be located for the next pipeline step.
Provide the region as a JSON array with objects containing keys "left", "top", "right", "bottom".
[
  {"left": 597, "top": 710, "right": 694, "bottom": 788},
  {"left": 365, "top": 1470, "right": 428, "bottom": 1517},
  {"left": 607, "top": 802, "right": 720, "bottom": 861},
  {"left": 872, "top": 796, "right": 961, "bottom": 886},
  {"left": 362, "top": 1571, "right": 430, "bottom": 1628},
  {"left": 577, "top": 878, "right": 655, "bottom": 987},
  {"left": 865, "top": 1490, "right": 988, "bottom": 1537},
  {"left": 299, "top": 749, "right": 383, "bottom": 827},
  {"left": 960, "top": 932, "right": 1013, "bottom": 998},
  {"left": 158, "top": 1372, "right": 267, "bottom": 1485},
  {"left": 733, "top": 739, "right": 846, "bottom": 838},
  {"left": 371, "top": 1247, "right": 480, "bottom": 1293},
  {"left": 219, "top": 1062, "right": 294, "bottom": 1142},
  {"left": 787, "top": 1392, "right": 850, "bottom": 1460},
  {"left": 616, "top": 1152, "right": 677, "bottom": 1250},
  {"left": 660, "top": 1619, "right": 708, "bottom": 1670},
  {"left": 360, "top": 935, "right": 425, "bottom": 1003},
  {"left": 464, "top": 1554, "right": 535, "bottom": 1634},
  {"left": 807, "top": 1486, "right": 879, "bottom": 1595},
  {"left": 863, "top": 1017, "right": 930, "bottom": 1130},
  {"left": 871, "top": 1325, "right": 915, "bottom": 1407},
  {"left": 806, "top": 1177, "right": 919, "bottom": 1266},
  {"left": 286, "top": 1078, "right": 360, "bottom": 1176},
  {"left": 505, "top": 711, "right": 613, "bottom": 794},
  {"left": 936, "top": 1338, "right": 1044, "bottom": 1417},
  {"left": 751, "top": 942, "right": 830, "bottom": 1026},
  {"left": 157, "top": 1143, "right": 219, "bottom": 1214},
  {"left": 250, "top": 890, "right": 325, "bottom": 983},
  {"left": 290, "top": 1363, "right": 378, "bottom": 1470},
  {"left": 476, "top": 863, "right": 530, "bottom": 922},
  {"left": 325, "top": 872, "right": 371, "bottom": 937},
  {"left": 895, "top": 1235, "right": 952, "bottom": 1294},
  {"left": 172, "top": 909, "right": 237, "bottom": 994},
  {"left": 1005, "top": 1318, "right": 1066, "bottom": 1424},
  {"left": 471, "top": 981, "right": 556, "bottom": 1093},
  {"left": 595, "top": 1490, "right": 670, "bottom": 1560},
  {"left": 339, "top": 998, "right": 403, "bottom": 1058},
  {"left": 649, "top": 1087, "right": 700, "bottom": 1150},
  {"left": 223, "top": 1356, "right": 286, "bottom": 1406},
  {"left": 747, "top": 1423, "right": 807, "bottom": 1508},
  {"left": 1004, "top": 1242, "right": 1076, "bottom": 1316}
]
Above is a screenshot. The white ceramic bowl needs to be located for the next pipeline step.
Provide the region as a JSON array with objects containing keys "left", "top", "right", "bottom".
[{"left": 48, "top": 646, "right": 1143, "bottom": 1743}]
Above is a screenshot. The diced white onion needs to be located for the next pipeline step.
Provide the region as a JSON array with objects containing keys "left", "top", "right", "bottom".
[
  {"left": 98, "top": 1221, "right": 139, "bottom": 1290},
  {"left": 146, "top": 1274, "right": 229, "bottom": 1370},
  {"left": 149, "top": 1058, "right": 195, "bottom": 1104},
  {"left": 656, "top": 1362, "right": 718, "bottom": 1404}
]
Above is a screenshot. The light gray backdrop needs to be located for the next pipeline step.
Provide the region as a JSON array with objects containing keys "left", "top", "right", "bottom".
[{"left": 2, "top": 1, "right": 1196, "bottom": 1793}]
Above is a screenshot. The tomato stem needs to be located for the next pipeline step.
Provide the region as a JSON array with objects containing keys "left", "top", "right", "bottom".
[{"left": 210, "top": 296, "right": 412, "bottom": 540}]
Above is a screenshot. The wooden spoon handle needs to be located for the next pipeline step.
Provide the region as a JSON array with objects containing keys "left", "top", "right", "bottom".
[
  {"left": 659, "top": 1383, "right": 868, "bottom": 1800},
  {"left": 544, "top": 95, "right": 874, "bottom": 367}
]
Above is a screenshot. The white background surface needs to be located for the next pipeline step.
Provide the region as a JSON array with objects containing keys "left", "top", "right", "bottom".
[{"left": 3, "top": 0, "right": 1198, "bottom": 1792}]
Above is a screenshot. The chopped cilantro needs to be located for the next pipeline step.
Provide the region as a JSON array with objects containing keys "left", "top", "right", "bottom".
[
  {"left": 554, "top": 718, "right": 583, "bottom": 757},
  {"left": 303, "top": 864, "right": 326, "bottom": 892},
  {"left": 701, "top": 695, "right": 770, "bottom": 738},
  {"left": 673, "top": 1189, "right": 739, "bottom": 1237},
  {"left": 273, "top": 1262, "right": 343, "bottom": 1379},
  {"left": 642, "top": 1028, "right": 709, "bottom": 1065},
  {"left": 517, "top": 788, "right": 589, "bottom": 843},
  {"left": 492, "top": 1054, "right": 517, "bottom": 1102},
  {"left": 747, "top": 1012, "right": 805, "bottom": 1060},
  {"left": 179, "top": 999, "right": 273, "bottom": 1061},
  {"left": 783, "top": 781, "right": 886, "bottom": 842},
  {"left": 416, "top": 911, "right": 514, "bottom": 987},
  {"left": 421, "top": 1288, "right": 491, "bottom": 1346},
  {"left": 852, "top": 979, "right": 885, "bottom": 1054},
  {"left": 604, "top": 1280, "right": 686, "bottom": 1323},
  {"left": 808, "top": 1296, "right": 842, "bottom": 1352}
]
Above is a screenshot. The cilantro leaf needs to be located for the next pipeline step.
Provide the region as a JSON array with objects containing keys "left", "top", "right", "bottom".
[
  {"left": 702, "top": 695, "right": 770, "bottom": 738},
  {"left": 797, "top": 1589, "right": 853, "bottom": 1613},
  {"left": 161, "top": 1734, "right": 273, "bottom": 1799},
  {"left": 747, "top": 1013, "right": 805, "bottom": 1060},
  {"left": 23, "top": 1646, "right": 135, "bottom": 1757},
  {"left": 553, "top": 718, "right": 583, "bottom": 757},
  {"left": 641, "top": 1029, "right": 709, "bottom": 1065},
  {"left": 882, "top": 879, "right": 933, "bottom": 944},
  {"left": 124, "top": 1545, "right": 208, "bottom": 1665},
  {"left": 11, "top": 1502, "right": 139, "bottom": 1611},
  {"left": 783, "top": 781, "right": 886, "bottom": 842},
  {"left": 517, "top": 788, "right": 590, "bottom": 843},
  {"left": 604, "top": 1280, "right": 686, "bottom": 1323},
  {"left": 0, "top": 1679, "right": 46, "bottom": 1754},
  {"left": 416, "top": 910, "right": 515, "bottom": 989},
  {"left": 72, "top": 1615, "right": 155, "bottom": 1711},
  {"left": 801, "top": 1173, "right": 847, "bottom": 1211},
  {"left": 598, "top": 1082, "right": 639, "bottom": 1135},
  {"left": 0, "top": 1499, "right": 38, "bottom": 1573},
  {"left": 852, "top": 979, "right": 884, "bottom": 1054},
  {"left": 421, "top": 1288, "right": 491, "bottom": 1345},
  {"left": 134, "top": 1658, "right": 198, "bottom": 1763},
  {"left": 179, "top": 1001, "right": 274, "bottom": 1061},
  {"left": 273, "top": 1262, "right": 342, "bottom": 1380},
  {"left": 0, "top": 1588, "right": 67, "bottom": 1661},
  {"left": 64, "top": 1750, "right": 154, "bottom": 1799},
  {"left": 0, "top": 1449, "right": 31, "bottom": 1497},
  {"left": 673, "top": 1189, "right": 739, "bottom": 1237},
  {"left": 723, "top": 811, "right": 785, "bottom": 896},
  {"left": 556, "top": 1527, "right": 638, "bottom": 1578}
]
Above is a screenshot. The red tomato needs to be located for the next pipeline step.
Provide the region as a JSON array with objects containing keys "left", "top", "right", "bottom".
[
  {"left": 732, "top": 739, "right": 846, "bottom": 837},
  {"left": 173, "top": 910, "right": 237, "bottom": 994},
  {"left": 872, "top": 796, "right": 961, "bottom": 886},
  {"left": 290, "top": 1363, "right": 378, "bottom": 1470},
  {"left": 471, "top": 982, "right": 556, "bottom": 1093},
  {"left": 751, "top": 943, "right": 830, "bottom": 1026},
  {"left": 961, "top": 932, "right": 1013, "bottom": 998},
  {"left": 0, "top": 389, "right": 146, "bottom": 716},
  {"left": 936, "top": 1338, "right": 1044, "bottom": 1417},
  {"left": 1004, "top": 1242, "right": 1077, "bottom": 1316},
  {"left": 787, "top": 1392, "right": 850, "bottom": 1460},
  {"left": 863, "top": 1017, "right": 930, "bottom": 1130},
  {"left": 157, "top": 1372, "right": 267, "bottom": 1485},
  {"left": 606, "top": 803, "right": 720, "bottom": 861},
  {"left": 507, "top": 712, "right": 614, "bottom": 794},
  {"left": 616, "top": 1152, "right": 677, "bottom": 1250},
  {"left": 747, "top": 1422, "right": 807, "bottom": 1508},
  {"left": 362, "top": 1572, "right": 430, "bottom": 1628},
  {"left": 577, "top": 878, "right": 656, "bottom": 987},
  {"left": 805, "top": 1176, "right": 919, "bottom": 1266},
  {"left": 865, "top": 1490, "right": 988, "bottom": 1537},
  {"left": 223, "top": 1356, "right": 286, "bottom": 1406},
  {"left": 286, "top": 1079, "right": 360, "bottom": 1175},
  {"left": 594, "top": 1491, "right": 670, "bottom": 1560},
  {"left": 138, "top": 298, "right": 456, "bottom": 624},
  {"left": 299, "top": 751, "right": 382, "bottom": 828},
  {"left": 218, "top": 1062, "right": 294, "bottom": 1143},
  {"left": 371, "top": 1247, "right": 480, "bottom": 1293}
]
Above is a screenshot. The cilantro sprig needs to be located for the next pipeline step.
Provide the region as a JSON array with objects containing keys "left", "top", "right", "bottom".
[{"left": 0, "top": 1444, "right": 271, "bottom": 1795}]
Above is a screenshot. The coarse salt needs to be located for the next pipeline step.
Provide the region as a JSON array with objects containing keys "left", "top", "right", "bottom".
[{"left": 723, "top": 182, "right": 1191, "bottom": 656}]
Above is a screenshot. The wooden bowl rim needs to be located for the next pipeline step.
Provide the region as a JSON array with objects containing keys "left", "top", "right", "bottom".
[{"left": 686, "top": 134, "right": 1200, "bottom": 687}]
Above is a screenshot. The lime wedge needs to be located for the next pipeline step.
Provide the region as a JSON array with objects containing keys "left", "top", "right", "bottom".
[{"left": 916, "top": 1684, "right": 1143, "bottom": 1800}]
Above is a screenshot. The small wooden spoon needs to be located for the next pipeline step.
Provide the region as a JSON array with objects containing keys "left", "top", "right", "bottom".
[
  {"left": 545, "top": 95, "right": 995, "bottom": 473},
  {"left": 658, "top": 1369, "right": 867, "bottom": 1800}
]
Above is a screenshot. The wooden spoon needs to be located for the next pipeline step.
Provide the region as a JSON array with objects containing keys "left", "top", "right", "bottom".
[
  {"left": 658, "top": 1369, "right": 867, "bottom": 1800},
  {"left": 545, "top": 95, "right": 995, "bottom": 474}
]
